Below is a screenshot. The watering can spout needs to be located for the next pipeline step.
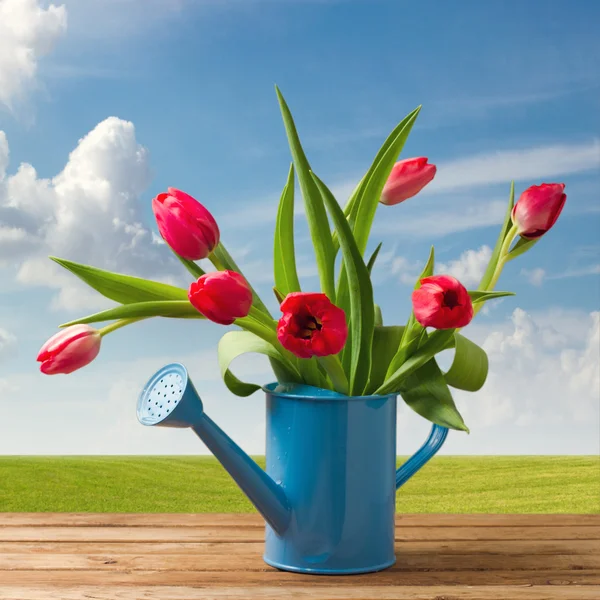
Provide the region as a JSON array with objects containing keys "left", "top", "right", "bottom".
[{"left": 136, "top": 363, "right": 291, "bottom": 536}]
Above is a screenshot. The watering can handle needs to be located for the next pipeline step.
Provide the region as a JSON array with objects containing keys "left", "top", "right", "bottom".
[{"left": 396, "top": 424, "right": 449, "bottom": 489}]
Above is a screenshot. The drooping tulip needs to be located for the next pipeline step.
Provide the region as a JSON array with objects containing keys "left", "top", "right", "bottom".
[
  {"left": 152, "top": 187, "right": 220, "bottom": 260},
  {"left": 37, "top": 325, "right": 102, "bottom": 375},
  {"left": 412, "top": 275, "right": 473, "bottom": 330},
  {"left": 380, "top": 157, "right": 436, "bottom": 205},
  {"left": 277, "top": 292, "right": 348, "bottom": 359},
  {"left": 511, "top": 183, "right": 566, "bottom": 239},
  {"left": 188, "top": 270, "right": 253, "bottom": 325}
]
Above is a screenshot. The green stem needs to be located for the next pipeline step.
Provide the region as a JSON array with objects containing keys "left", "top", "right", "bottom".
[
  {"left": 473, "top": 223, "right": 518, "bottom": 318},
  {"left": 98, "top": 317, "right": 146, "bottom": 337},
  {"left": 209, "top": 253, "right": 227, "bottom": 271},
  {"left": 317, "top": 355, "right": 349, "bottom": 395}
]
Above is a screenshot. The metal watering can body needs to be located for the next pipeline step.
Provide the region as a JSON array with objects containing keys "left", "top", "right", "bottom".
[{"left": 137, "top": 363, "right": 448, "bottom": 575}]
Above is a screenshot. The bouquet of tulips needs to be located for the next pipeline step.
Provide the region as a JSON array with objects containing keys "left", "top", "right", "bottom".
[{"left": 36, "top": 88, "right": 566, "bottom": 432}]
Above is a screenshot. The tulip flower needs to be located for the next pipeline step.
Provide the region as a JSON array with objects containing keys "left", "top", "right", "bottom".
[
  {"left": 277, "top": 292, "right": 348, "bottom": 359},
  {"left": 412, "top": 275, "right": 473, "bottom": 330},
  {"left": 188, "top": 270, "right": 253, "bottom": 325},
  {"left": 380, "top": 157, "right": 436, "bottom": 205},
  {"left": 511, "top": 183, "right": 566, "bottom": 239},
  {"left": 37, "top": 325, "right": 102, "bottom": 375},
  {"left": 152, "top": 187, "right": 220, "bottom": 260}
]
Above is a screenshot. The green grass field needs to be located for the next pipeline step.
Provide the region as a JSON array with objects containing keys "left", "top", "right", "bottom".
[{"left": 0, "top": 456, "right": 598, "bottom": 513}]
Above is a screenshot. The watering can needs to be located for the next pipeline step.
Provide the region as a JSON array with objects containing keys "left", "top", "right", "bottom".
[{"left": 137, "top": 362, "right": 448, "bottom": 574}]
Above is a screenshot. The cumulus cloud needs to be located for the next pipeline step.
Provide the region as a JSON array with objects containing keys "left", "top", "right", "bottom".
[
  {"left": 0, "top": 117, "right": 183, "bottom": 311},
  {"left": 0, "top": 0, "right": 67, "bottom": 111},
  {"left": 437, "top": 245, "right": 492, "bottom": 286},
  {"left": 456, "top": 308, "right": 600, "bottom": 428}
]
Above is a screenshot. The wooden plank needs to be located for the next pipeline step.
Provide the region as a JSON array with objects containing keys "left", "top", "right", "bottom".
[
  {"left": 0, "top": 525, "right": 597, "bottom": 542},
  {"left": 0, "top": 585, "right": 598, "bottom": 600},
  {"left": 1, "top": 539, "right": 598, "bottom": 556},
  {"left": 1, "top": 513, "right": 598, "bottom": 527},
  {"left": 0, "top": 569, "right": 598, "bottom": 586},
  {"left": 0, "top": 551, "right": 598, "bottom": 572}
]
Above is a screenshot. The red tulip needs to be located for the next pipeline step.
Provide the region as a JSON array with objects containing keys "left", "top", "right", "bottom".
[
  {"left": 152, "top": 187, "right": 220, "bottom": 260},
  {"left": 511, "top": 183, "right": 566, "bottom": 239},
  {"left": 412, "top": 275, "right": 473, "bottom": 330},
  {"left": 37, "top": 325, "right": 101, "bottom": 375},
  {"left": 277, "top": 292, "right": 348, "bottom": 359},
  {"left": 380, "top": 157, "right": 436, "bottom": 205},
  {"left": 188, "top": 270, "right": 252, "bottom": 325}
]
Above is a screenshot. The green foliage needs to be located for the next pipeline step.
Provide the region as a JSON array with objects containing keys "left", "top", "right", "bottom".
[
  {"left": 273, "top": 164, "right": 302, "bottom": 296},
  {"left": 312, "top": 172, "right": 375, "bottom": 395},
  {"left": 51, "top": 257, "right": 188, "bottom": 304},
  {"left": 276, "top": 87, "right": 336, "bottom": 300}
]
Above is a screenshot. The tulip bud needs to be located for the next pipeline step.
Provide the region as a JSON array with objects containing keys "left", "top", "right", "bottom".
[
  {"left": 188, "top": 270, "right": 253, "bottom": 325},
  {"left": 277, "top": 292, "right": 348, "bottom": 359},
  {"left": 380, "top": 157, "right": 436, "bottom": 206},
  {"left": 37, "top": 325, "right": 102, "bottom": 375},
  {"left": 412, "top": 275, "right": 473, "bottom": 330},
  {"left": 152, "top": 187, "right": 220, "bottom": 260},
  {"left": 511, "top": 183, "right": 566, "bottom": 239}
]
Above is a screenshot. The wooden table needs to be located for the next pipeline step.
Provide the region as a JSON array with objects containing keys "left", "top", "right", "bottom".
[{"left": 0, "top": 514, "right": 598, "bottom": 599}]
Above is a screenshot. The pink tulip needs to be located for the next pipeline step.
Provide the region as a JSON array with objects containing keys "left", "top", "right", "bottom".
[
  {"left": 37, "top": 325, "right": 101, "bottom": 375},
  {"left": 412, "top": 275, "right": 473, "bottom": 330},
  {"left": 188, "top": 270, "right": 253, "bottom": 325},
  {"left": 380, "top": 157, "right": 436, "bottom": 205},
  {"left": 511, "top": 183, "right": 566, "bottom": 239},
  {"left": 152, "top": 187, "right": 220, "bottom": 260}
]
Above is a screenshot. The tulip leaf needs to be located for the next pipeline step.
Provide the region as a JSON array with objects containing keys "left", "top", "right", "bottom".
[
  {"left": 375, "top": 328, "right": 455, "bottom": 396},
  {"left": 273, "top": 163, "right": 302, "bottom": 296},
  {"left": 59, "top": 301, "right": 203, "bottom": 327},
  {"left": 351, "top": 106, "right": 421, "bottom": 257},
  {"left": 374, "top": 304, "right": 383, "bottom": 327},
  {"left": 444, "top": 332, "right": 488, "bottom": 392},
  {"left": 312, "top": 171, "right": 375, "bottom": 396},
  {"left": 366, "top": 242, "right": 383, "bottom": 275},
  {"left": 50, "top": 257, "right": 188, "bottom": 304},
  {"left": 331, "top": 174, "right": 366, "bottom": 254},
  {"left": 507, "top": 236, "right": 540, "bottom": 261},
  {"left": 336, "top": 107, "right": 421, "bottom": 348},
  {"left": 367, "top": 325, "right": 404, "bottom": 395},
  {"left": 468, "top": 290, "right": 515, "bottom": 303},
  {"left": 478, "top": 181, "right": 515, "bottom": 290},
  {"left": 218, "top": 330, "right": 302, "bottom": 397},
  {"left": 276, "top": 87, "right": 336, "bottom": 301},
  {"left": 399, "top": 357, "right": 469, "bottom": 432},
  {"left": 212, "top": 243, "right": 272, "bottom": 316}
]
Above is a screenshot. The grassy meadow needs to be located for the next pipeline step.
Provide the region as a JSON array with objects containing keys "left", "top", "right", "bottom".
[{"left": 0, "top": 456, "right": 597, "bottom": 513}]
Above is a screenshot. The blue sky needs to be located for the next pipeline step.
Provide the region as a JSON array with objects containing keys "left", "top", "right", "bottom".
[{"left": 0, "top": 0, "right": 599, "bottom": 456}]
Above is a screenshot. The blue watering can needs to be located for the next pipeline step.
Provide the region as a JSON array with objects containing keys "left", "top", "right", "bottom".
[{"left": 137, "top": 362, "right": 448, "bottom": 574}]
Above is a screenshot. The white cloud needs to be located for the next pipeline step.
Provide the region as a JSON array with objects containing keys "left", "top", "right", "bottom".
[
  {"left": 0, "top": 327, "right": 17, "bottom": 361},
  {"left": 521, "top": 264, "right": 600, "bottom": 286},
  {"left": 437, "top": 245, "right": 492, "bottom": 287},
  {"left": 425, "top": 140, "right": 600, "bottom": 195},
  {"left": 457, "top": 308, "right": 600, "bottom": 428},
  {"left": 521, "top": 267, "right": 546, "bottom": 287},
  {"left": 376, "top": 199, "right": 506, "bottom": 238},
  {"left": 0, "top": 117, "right": 183, "bottom": 311},
  {"left": 0, "top": 0, "right": 67, "bottom": 111}
]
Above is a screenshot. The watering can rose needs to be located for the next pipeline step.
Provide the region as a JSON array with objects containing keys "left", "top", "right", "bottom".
[
  {"left": 277, "top": 292, "right": 348, "bottom": 358},
  {"left": 511, "top": 183, "right": 566, "bottom": 239},
  {"left": 188, "top": 270, "right": 253, "bottom": 325},
  {"left": 380, "top": 157, "right": 436, "bottom": 205},
  {"left": 37, "top": 324, "right": 101, "bottom": 375},
  {"left": 152, "top": 187, "right": 220, "bottom": 260},
  {"left": 412, "top": 275, "right": 473, "bottom": 330}
]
